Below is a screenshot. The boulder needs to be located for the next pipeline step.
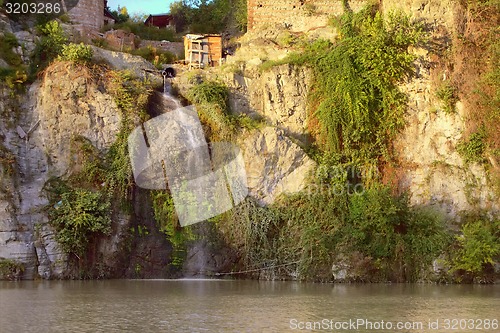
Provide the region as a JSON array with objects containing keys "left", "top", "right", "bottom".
[
  {"left": 91, "top": 46, "right": 162, "bottom": 86},
  {"left": 37, "top": 61, "right": 122, "bottom": 176},
  {"left": 240, "top": 127, "right": 316, "bottom": 204}
]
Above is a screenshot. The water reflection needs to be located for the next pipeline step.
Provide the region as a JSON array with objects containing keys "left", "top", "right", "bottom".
[{"left": 0, "top": 280, "right": 498, "bottom": 333}]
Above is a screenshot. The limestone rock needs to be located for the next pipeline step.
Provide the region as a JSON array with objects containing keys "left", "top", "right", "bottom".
[
  {"left": 34, "top": 223, "right": 68, "bottom": 279},
  {"left": 37, "top": 61, "right": 122, "bottom": 177},
  {"left": 240, "top": 127, "right": 316, "bottom": 204},
  {"left": 247, "top": 0, "right": 365, "bottom": 33},
  {"left": 227, "top": 64, "right": 311, "bottom": 141},
  {"left": 0, "top": 13, "right": 13, "bottom": 34},
  {"left": 91, "top": 46, "right": 162, "bottom": 86},
  {"left": 0, "top": 85, "right": 42, "bottom": 280},
  {"left": 382, "top": 0, "right": 458, "bottom": 33},
  {"left": 13, "top": 30, "right": 37, "bottom": 62},
  {"left": 0, "top": 58, "right": 9, "bottom": 68},
  {"left": 394, "top": 57, "right": 498, "bottom": 215},
  {"left": 1, "top": 62, "right": 129, "bottom": 279}
]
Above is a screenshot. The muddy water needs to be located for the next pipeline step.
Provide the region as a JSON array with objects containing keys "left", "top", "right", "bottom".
[{"left": 0, "top": 280, "right": 498, "bottom": 333}]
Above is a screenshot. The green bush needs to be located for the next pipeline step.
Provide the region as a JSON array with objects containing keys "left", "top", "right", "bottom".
[
  {"left": 59, "top": 43, "right": 93, "bottom": 63},
  {"left": 50, "top": 189, "right": 111, "bottom": 257},
  {"left": 188, "top": 80, "right": 236, "bottom": 140},
  {"left": 217, "top": 183, "right": 448, "bottom": 282},
  {"left": 0, "top": 32, "right": 22, "bottom": 67},
  {"left": 31, "top": 20, "right": 68, "bottom": 75},
  {"left": 0, "top": 259, "right": 24, "bottom": 280},
  {"left": 457, "top": 129, "right": 487, "bottom": 164},
  {"left": 188, "top": 80, "right": 229, "bottom": 112},
  {"left": 0, "top": 68, "right": 27, "bottom": 91},
  {"left": 344, "top": 186, "right": 448, "bottom": 281},
  {"left": 151, "top": 191, "right": 194, "bottom": 267},
  {"left": 318, "top": 8, "right": 423, "bottom": 163},
  {"left": 450, "top": 219, "right": 499, "bottom": 277},
  {"left": 130, "top": 46, "right": 176, "bottom": 68},
  {"left": 262, "top": 5, "right": 425, "bottom": 169},
  {"left": 436, "top": 81, "right": 459, "bottom": 114},
  {"left": 103, "top": 21, "right": 177, "bottom": 42}
]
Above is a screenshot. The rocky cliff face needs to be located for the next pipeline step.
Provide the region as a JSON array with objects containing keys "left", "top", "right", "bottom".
[
  {"left": 0, "top": 44, "right": 167, "bottom": 279},
  {"left": 382, "top": 0, "right": 499, "bottom": 216},
  {"left": 240, "top": 127, "right": 315, "bottom": 204},
  {"left": 219, "top": 0, "right": 499, "bottom": 217},
  {"left": 0, "top": 0, "right": 497, "bottom": 280},
  {"left": 228, "top": 64, "right": 312, "bottom": 141},
  {"left": 0, "top": 62, "right": 123, "bottom": 278},
  {"left": 38, "top": 62, "right": 122, "bottom": 176}
]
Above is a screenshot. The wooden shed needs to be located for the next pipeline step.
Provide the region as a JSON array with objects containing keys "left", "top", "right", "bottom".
[{"left": 184, "top": 34, "right": 222, "bottom": 69}]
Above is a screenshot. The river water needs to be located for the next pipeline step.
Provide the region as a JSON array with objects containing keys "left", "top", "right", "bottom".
[{"left": 0, "top": 280, "right": 498, "bottom": 333}]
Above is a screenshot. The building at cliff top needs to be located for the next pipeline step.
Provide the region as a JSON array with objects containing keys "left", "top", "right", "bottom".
[
  {"left": 67, "top": 0, "right": 115, "bottom": 31},
  {"left": 145, "top": 14, "right": 176, "bottom": 31},
  {"left": 247, "top": 0, "right": 365, "bottom": 32}
]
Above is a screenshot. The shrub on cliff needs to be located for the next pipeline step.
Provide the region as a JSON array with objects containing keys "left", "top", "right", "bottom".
[
  {"left": 50, "top": 189, "right": 111, "bottom": 257},
  {"left": 59, "top": 43, "right": 93, "bottom": 64},
  {"left": 187, "top": 80, "right": 234, "bottom": 140},
  {"left": 0, "top": 259, "right": 25, "bottom": 281},
  {"left": 449, "top": 217, "right": 499, "bottom": 282},
  {"left": 261, "top": 4, "right": 425, "bottom": 170},
  {"left": 0, "top": 32, "right": 22, "bottom": 67},
  {"left": 217, "top": 184, "right": 449, "bottom": 282},
  {"left": 102, "top": 20, "right": 177, "bottom": 42},
  {"left": 130, "top": 46, "right": 176, "bottom": 68},
  {"left": 30, "top": 20, "right": 68, "bottom": 76}
]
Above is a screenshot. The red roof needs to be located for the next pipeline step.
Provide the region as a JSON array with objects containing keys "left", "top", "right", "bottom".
[{"left": 145, "top": 14, "right": 173, "bottom": 28}]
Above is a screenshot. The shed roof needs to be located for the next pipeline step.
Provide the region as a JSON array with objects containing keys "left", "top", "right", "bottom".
[{"left": 145, "top": 14, "right": 174, "bottom": 27}]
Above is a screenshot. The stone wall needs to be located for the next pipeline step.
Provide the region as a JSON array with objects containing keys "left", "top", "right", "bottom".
[
  {"left": 68, "top": 0, "right": 104, "bottom": 31},
  {"left": 247, "top": 0, "right": 365, "bottom": 32},
  {"left": 103, "top": 30, "right": 137, "bottom": 51}
]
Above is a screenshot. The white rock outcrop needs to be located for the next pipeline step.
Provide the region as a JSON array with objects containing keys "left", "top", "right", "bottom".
[{"left": 240, "top": 127, "right": 316, "bottom": 204}]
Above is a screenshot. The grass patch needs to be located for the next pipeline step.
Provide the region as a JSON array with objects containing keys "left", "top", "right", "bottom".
[
  {"left": 130, "top": 46, "right": 176, "bottom": 69},
  {"left": 187, "top": 80, "right": 233, "bottom": 141},
  {"left": 103, "top": 21, "right": 178, "bottom": 42},
  {"left": 436, "top": 81, "right": 459, "bottom": 114},
  {"left": 0, "top": 259, "right": 25, "bottom": 280},
  {"left": 457, "top": 128, "right": 487, "bottom": 164},
  {"left": 187, "top": 79, "right": 265, "bottom": 141}
]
